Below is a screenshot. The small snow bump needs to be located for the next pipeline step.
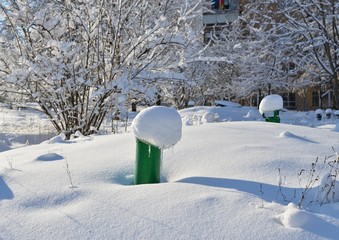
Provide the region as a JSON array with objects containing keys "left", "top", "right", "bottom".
[
  {"left": 45, "top": 133, "right": 67, "bottom": 144},
  {"left": 202, "top": 112, "right": 218, "bottom": 123},
  {"left": 277, "top": 203, "right": 313, "bottom": 228},
  {"left": 278, "top": 131, "right": 293, "bottom": 138},
  {"left": 244, "top": 109, "right": 263, "bottom": 120}
]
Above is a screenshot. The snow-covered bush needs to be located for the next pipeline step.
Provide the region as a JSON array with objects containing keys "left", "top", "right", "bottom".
[{"left": 0, "top": 0, "right": 205, "bottom": 138}]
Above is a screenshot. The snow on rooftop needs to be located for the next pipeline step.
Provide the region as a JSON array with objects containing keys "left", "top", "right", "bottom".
[
  {"left": 132, "top": 106, "right": 182, "bottom": 149},
  {"left": 259, "top": 94, "right": 283, "bottom": 114}
]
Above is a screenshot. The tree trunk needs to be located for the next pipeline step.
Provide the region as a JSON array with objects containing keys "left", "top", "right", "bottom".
[{"left": 333, "top": 74, "right": 339, "bottom": 109}]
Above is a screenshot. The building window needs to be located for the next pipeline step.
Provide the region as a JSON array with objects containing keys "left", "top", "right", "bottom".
[
  {"left": 212, "top": 0, "right": 230, "bottom": 11},
  {"left": 282, "top": 92, "right": 296, "bottom": 109},
  {"left": 312, "top": 91, "right": 319, "bottom": 107},
  {"left": 321, "top": 90, "right": 333, "bottom": 108}
]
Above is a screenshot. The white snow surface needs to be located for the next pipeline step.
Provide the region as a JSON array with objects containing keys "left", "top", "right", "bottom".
[
  {"left": 132, "top": 106, "right": 182, "bottom": 148},
  {"left": 259, "top": 94, "right": 284, "bottom": 114},
  {"left": 0, "top": 105, "right": 339, "bottom": 240}
]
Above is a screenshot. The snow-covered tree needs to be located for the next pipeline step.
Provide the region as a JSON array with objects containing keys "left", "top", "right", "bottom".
[
  {"left": 201, "top": 16, "right": 290, "bottom": 103},
  {"left": 0, "top": 0, "right": 205, "bottom": 138},
  {"left": 241, "top": 0, "right": 339, "bottom": 108},
  {"left": 204, "top": 0, "right": 338, "bottom": 108}
]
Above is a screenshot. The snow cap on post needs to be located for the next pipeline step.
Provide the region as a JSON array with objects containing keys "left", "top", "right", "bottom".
[
  {"left": 259, "top": 94, "right": 283, "bottom": 114},
  {"left": 315, "top": 109, "right": 323, "bottom": 115},
  {"left": 132, "top": 106, "right": 182, "bottom": 149}
]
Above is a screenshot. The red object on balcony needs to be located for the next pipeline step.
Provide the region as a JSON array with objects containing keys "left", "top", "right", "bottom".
[{"left": 219, "top": 0, "right": 224, "bottom": 10}]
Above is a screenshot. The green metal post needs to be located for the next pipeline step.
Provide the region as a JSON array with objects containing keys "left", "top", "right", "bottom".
[
  {"left": 134, "top": 139, "right": 162, "bottom": 185},
  {"left": 266, "top": 110, "right": 280, "bottom": 123}
]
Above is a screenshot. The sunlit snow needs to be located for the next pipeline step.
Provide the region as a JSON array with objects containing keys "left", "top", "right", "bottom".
[
  {"left": 259, "top": 94, "right": 284, "bottom": 114},
  {"left": 132, "top": 106, "right": 182, "bottom": 148},
  {"left": 0, "top": 104, "right": 338, "bottom": 239}
]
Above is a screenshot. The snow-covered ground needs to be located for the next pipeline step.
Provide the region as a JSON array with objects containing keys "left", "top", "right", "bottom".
[
  {"left": 0, "top": 104, "right": 339, "bottom": 239},
  {"left": 0, "top": 104, "right": 56, "bottom": 151}
]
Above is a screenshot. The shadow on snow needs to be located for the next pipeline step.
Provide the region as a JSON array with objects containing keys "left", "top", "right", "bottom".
[
  {"left": 177, "top": 176, "right": 301, "bottom": 205},
  {"left": 0, "top": 176, "right": 14, "bottom": 200},
  {"left": 177, "top": 176, "right": 339, "bottom": 239}
]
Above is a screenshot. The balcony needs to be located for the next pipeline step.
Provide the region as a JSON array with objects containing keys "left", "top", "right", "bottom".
[
  {"left": 203, "top": 1, "right": 239, "bottom": 25},
  {"left": 203, "top": 10, "right": 239, "bottom": 25}
]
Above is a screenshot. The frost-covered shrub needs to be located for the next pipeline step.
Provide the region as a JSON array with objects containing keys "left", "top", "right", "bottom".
[
  {"left": 318, "top": 173, "right": 339, "bottom": 204},
  {"left": 0, "top": 0, "right": 205, "bottom": 138},
  {"left": 297, "top": 148, "right": 339, "bottom": 208}
]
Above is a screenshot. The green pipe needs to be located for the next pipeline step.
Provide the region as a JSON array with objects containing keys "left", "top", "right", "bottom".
[
  {"left": 265, "top": 110, "right": 280, "bottom": 123},
  {"left": 134, "top": 139, "right": 162, "bottom": 185}
]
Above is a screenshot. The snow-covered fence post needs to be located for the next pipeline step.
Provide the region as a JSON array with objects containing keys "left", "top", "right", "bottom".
[
  {"left": 132, "top": 106, "right": 182, "bottom": 185},
  {"left": 316, "top": 109, "right": 323, "bottom": 121},
  {"left": 259, "top": 94, "right": 283, "bottom": 123},
  {"left": 325, "top": 109, "right": 332, "bottom": 119},
  {"left": 335, "top": 110, "right": 339, "bottom": 119}
]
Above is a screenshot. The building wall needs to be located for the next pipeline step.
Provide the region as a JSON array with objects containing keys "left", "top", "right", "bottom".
[
  {"left": 203, "top": 0, "right": 240, "bottom": 25},
  {"left": 294, "top": 87, "right": 335, "bottom": 111}
]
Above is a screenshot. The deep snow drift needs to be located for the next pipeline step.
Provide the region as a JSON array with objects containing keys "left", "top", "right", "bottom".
[{"left": 0, "top": 105, "right": 339, "bottom": 239}]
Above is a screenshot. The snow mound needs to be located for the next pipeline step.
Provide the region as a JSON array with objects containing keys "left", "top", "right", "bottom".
[
  {"left": 179, "top": 106, "right": 259, "bottom": 125},
  {"left": 259, "top": 94, "right": 283, "bottom": 114},
  {"left": 202, "top": 112, "right": 219, "bottom": 123},
  {"left": 244, "top": 109, "right": 263, "bottom": 120},
  {"left": 132, "top": 106, "right": 182, "bottom": 149},
  {"left": 181, "top": 115, "right": 195, "bottom": 126},
  {"left": 278, "top": 131, "right": 300, "bottom": 139},
  {"left": 277, "top": 202, "right": 339, "bottom": 238},
  {"left": 43, "top": 133, "right": 68, "bottom": 144},
  {"left": 277, "top": 203, "right": 314, "bottom": 228},
  {"left": 70, "top": 130, "right": 93, "bottom": 142},
  {"left": 278, "top": 131, "right": 316, "bottom": 143}
]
